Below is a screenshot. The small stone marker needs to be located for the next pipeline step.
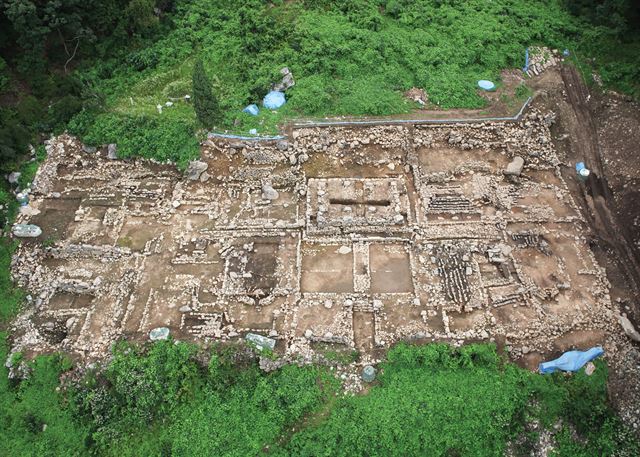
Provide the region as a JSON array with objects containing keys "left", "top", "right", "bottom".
[
  {"left": 107, "top": 143, "right": 118, "bottom": 160},
  {"left": 362, "top": 365, "right": 376, "bottom": 382},
  {"left": 149, "top": 327, "right": 170, "bottom": 341},
  {"left": 245, "top": 332, "right": 276, "bottom": 351}
]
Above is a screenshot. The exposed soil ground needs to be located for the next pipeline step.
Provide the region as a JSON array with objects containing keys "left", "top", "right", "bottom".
[
  {"left": 518, "top": 65, "right": 640, "bottom": 428},
  {"left": 6, "top": 58, "right": 640, "bottom": 426}
]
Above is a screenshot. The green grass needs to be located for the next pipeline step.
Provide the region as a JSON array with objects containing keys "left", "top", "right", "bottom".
[
  {"left": 0, "top": 341, "right": 636, "bottom": 456},
  {"left": 69, "top": 0, "right": 589, "bottom": 164},
  {"left": 63, "top": 1, "right": 639, "bottom": 166},
  {"left": 0, "top": 333, "right": 90, "bottom": 456},
  {"left": 0, "top": 239, "right": 22, "bottom": 323},
  {"left": 16, "top": 145, "right": 47, "bottom": 190},
  {"left": 315, "top": 343, "right": 360, "bottom": 364}
]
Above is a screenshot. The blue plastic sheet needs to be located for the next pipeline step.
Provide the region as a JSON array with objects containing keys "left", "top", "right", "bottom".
[
  {"left": 539, "top": 347, "right": 604, "bottom": 374},
  {"left": 575, "top": 162, "right": 586, "bottom": 172},
  {"left": 477, "top": 80, "right": 496, "bottom": 91},
  {"left": 523, "top": 48, "right": 530, "bottom": 72},
  {"left": 263, "top": 91, "right": 286, "bottom": 109},
  {"left": 243, "top": 104, "right": 259, "bottom": 116}
]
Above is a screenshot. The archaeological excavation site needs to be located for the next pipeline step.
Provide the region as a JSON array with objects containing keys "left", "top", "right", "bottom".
[
  {"left": 8, "top": 105, "right": 633, "bottom": 374},
  {"left": 4, "top": 1, "right": 640, "bottom": 453}
]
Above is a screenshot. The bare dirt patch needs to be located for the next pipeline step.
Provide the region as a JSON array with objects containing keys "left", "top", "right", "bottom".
[{"left": 6, "top": 96, "right": 633, "bottom": 375}]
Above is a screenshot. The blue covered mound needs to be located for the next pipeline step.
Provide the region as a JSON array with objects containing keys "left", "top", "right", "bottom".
[
  {"left": 539, "top": 347, "right": 604, "bottom": 374},
  {"left": 477, "top": 80, "right": 496, "bottom": 91},
  {"left": 263, "top": 91, "right": 286, "bottom": 109}
]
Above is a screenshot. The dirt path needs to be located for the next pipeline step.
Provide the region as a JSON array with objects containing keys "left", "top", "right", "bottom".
[{"left": 560, "top": 65, "right": 640, "bottom": 298}]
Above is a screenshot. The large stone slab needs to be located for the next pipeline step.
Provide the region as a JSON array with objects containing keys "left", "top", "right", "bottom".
[
  {"left": 12, "top": 224, "right": 42, "bottom": 238},
  {"left": 245, "top": 332, "right": 276, "bottom": 351}
]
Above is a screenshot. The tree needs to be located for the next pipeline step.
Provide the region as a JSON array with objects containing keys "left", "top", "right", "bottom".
[{"left": 192, "top": 58, "right": 220, "bottom": 128}]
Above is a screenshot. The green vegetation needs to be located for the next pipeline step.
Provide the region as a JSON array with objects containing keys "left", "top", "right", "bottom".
[
  {"left": 315, "top": 343, "right": 360, "bottom": 364},
  {"left": 1, "top": 2, "right": 639, "bottom": 455},
  {"left": 192, "top": 57, "right": 221, "bottom": 128},
  {"left": 0, "top": 239, "right": 22, "bottom": 322},
  {"left": 0, "top": 341, "right": 637, "bottom": 456},
  {"left": 565, "top": 0, "right": 640, "bottom": 98},
  {"left": 0, "top": 336, "right": 88, "bottom": 456},
  {"left": 2, "top": 1, "right": 639, "bottom": 173},
  {"left": 68, "top": 112, "right": 199, "bottom": 169},
  {"left": 276, "top": 344, "right": 639, "bottom": 456}
]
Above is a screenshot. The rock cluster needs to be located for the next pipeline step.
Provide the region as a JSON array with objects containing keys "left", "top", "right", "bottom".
[
  {"left": 6, "top": 106, "right": 638, "bottom": 426},
  {"left": 525, "top": 47, "right": 562, "bottom": 78}
]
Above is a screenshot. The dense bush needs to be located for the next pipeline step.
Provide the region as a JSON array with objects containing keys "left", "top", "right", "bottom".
[
  {"left": 0, "top": 240, "right": 22, "bottom": 322},
  {"left": 72, "top": 341, "right": 333, "bottom": 456},
  {"left": 0, "top": 335, "right": 638, "bottom": 456},
  {"left": 69, "top": 112, "right": 199, "bottom": 169},
  {"left": 276, "top": 343, "right": 527, "bottom": 456},
  {"left": 0, "top": 335, "right": 89, "bottom": 456},
  {"left": 2, "top": 0, "right": 639, "bottom": 168},
  {"left": 192, "top": 57, "right": 220, "bottom": 127},
  {"left": 55, "top": 0, "right": 636, "bottom": 144}
]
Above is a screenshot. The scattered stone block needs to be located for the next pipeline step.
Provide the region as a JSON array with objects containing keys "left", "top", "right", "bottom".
[
  {"left": 186, "top": 160, "right": 209, "bottom": 181},
  {"left": 504, "top": 156, "right": 524, "bottom": 176}
]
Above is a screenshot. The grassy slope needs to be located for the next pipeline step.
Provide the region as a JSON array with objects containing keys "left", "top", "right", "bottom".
[
  {"left": 1, "top": 2, "right": 639, "bottom": 455},
  {"left": 69, "top": 0, "right": 582, "bottom": 166},
  {"left": 1, "top": 341, "right": 637, "bottom": 456}
]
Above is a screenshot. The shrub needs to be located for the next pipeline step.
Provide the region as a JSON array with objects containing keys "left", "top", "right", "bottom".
[
  {"left": 0, "top": 333, "right": 88, "bottom": 457},
  {"left": 0, "top": 112, "right": 31, "bottom": 175},
  {"left": 16, "top": 96, "right": 46, "bottom": 130},
  {"left": 0, "top": 240, "right": 23, "bottom": 322},
  {"left": 75, "top": 112, "right": 199, "bottom": 170},
  {"left": 49, "top": 95, "right": 84, "bottom": 130},
  {"left": 0, "top": 57, "right": 9, "bottom": 93},
  {"left": 192, "top": 58, "right": 220, "bottom": 128},
  {"left": 126, "top": 48, "right": 160, "bottom": 71}
]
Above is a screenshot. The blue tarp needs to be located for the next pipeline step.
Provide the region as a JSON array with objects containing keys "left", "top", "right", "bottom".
[
  {"left": 576, "top": 162, "right": 586, "bottom": 172},
  {"left": 477, "top": 80, "right": 496, "bottom": 91},
  {"left": 539, "top": 347, "right": 604, "bottom": 374},
  {"left": 263, "top": 91, "right": 286, "bottom": 109},
  {"left": 243, "top": 104, "right": 259, "bottom": 116},
  {"left": 523, "top": 48, "right": 530, "bottom": 72}
]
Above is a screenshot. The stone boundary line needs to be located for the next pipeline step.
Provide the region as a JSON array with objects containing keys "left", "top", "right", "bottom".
[{"left": 207, "top": 97, "right": 533, "bottom": 141}]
